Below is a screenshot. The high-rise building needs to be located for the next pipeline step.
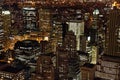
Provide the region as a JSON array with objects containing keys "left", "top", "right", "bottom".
[
  {"left": 105, "top": 6, "right": 120, "bottom": 57},
  {"left": 1, "top": 10, "right": 11, "bottom": 51},
  {"left": 32, "top": 54, "right": 55, "bottom": 80},
  {"left": 68, "top": 21, "right": 84, "bottom": 50},
  {"left": 95, "top": 6, "right": 120, "bottom": 80},
  {"left": 0, "top": 7, "right": 4, "bottom": 52},
  {"left": 56, "top": 46, "right": 69, "bottom": 80},
  {"left": 11, "top": 7, "right": 23, "bottom": 34},
  {"left": 63, "top": 31, "right": 80, "bottom": 79},
  {"left": 63, "top": 31, "right": 76, "bottom": 52},
  {"left": 38, "top": 9, "right": 52, "bottom": 38},
  {"left": 2, "top": 10, "right": 11, "bottom": 35},
  {"left": 23, "top": 7, "right": 38, "bottom": 31},
  {"left": 50, "top": 21, "right": 63, "bottom": 52},
  {"left": 52, "top": 22, "right": 63, "bottom": 45}
]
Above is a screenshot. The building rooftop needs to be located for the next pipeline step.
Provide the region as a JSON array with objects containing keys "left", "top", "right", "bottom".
[
  {"left": 77, "top": 51, "right": 88, "bottom": 55},
  {"left": 40, "top": 52, "right": 55, "bottom": 57},
  {"left": 83, "top": 63, "right": 95, "bottom": 68},
  {"left": 94, "top": 77, "right": 103, "bottom": 80},
  {"left": 14, "top": 40, "right": 39, "bottom": 49},
  {"left": 1, "top": 65, "right": 24, "bottom": 73},
  {"left": 0, "top": 62, "right": 8, "bottom": 66},
  {"left": 102, "top": 54, "right": 120, "bottom": 63}
]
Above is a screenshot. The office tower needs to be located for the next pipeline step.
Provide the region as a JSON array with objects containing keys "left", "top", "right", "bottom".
[
  {"left": 63, "top": 31, "right": 80, "bottom": 79},
  {"left": 68, "top": 22, "right": 84, "bottom": 50},
  {"left": 63, "top": 31, "right": 76, "bottom": 53},
  {"left": 32, "top": 54, "right": 54, "bottom": 80},
  {"left": 17, "top": 1, "right": 43, "bottom": 41},
  {"left": 56, "top": 30, "right": 80, "bottom": 80},
  {"left": 95, "top": 6, "right": 120, "bottom": 80},
  {"left": 1, "top": 10, "right": 11, "bottom": 51},
  {"left": 23, "top": 7, "right": 38, "bottom": 31},
  {"left": 105, "top": 6, "right": 120, "bottom": 57},
  {"left": 38, "top": 9, "right": 51, "bottom": 38},
  {"left": 50, "top": 22, "right": 63, "bottom": 52},
  {"left": 52, "top": 22, "right": 63, "bottom": 45},
  {"left": 0, "top": 7, "right": 4, "bottom": 52},
  {"left": 2, "top": 10, "right": 11, "bottom": 35},
  {"left": 63, "top": 31, "right": 77, "bottom": 58},
  {"left": 56, "top": 46, "right": 69, "bottom": 80},
  {"left": 11, "top": 7, "right": 23, "bottom": 35},
  {"left": 38, "top": 9, "right": 53, "bottom": 52}
]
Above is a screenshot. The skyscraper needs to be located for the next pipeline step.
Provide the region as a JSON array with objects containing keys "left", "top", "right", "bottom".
[
  {"left": 32, "top": 54, "right": 54, "bottom": 80},
  {"left": 95, "top": 6, "right": 120, "bottom": 80},
  {"left": 23, "top": 7, "right": 37, "bottom": 31},
  {"left": 105, "top": 6, "right": 120, "bottom": 57},
  {"left": 1, "top": 10, "right": 11, "bottom": 51}
]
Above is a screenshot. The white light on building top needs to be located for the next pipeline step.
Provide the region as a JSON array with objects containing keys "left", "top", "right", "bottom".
[
  {"left": 44, "top": 37, "right": 49, "bottom": 41},
  {"left": 23, "top": 7, "right": 36, "bottom": 10},
  {"left": 93, "top": 9, "right": 99, "bottom": 15},
  {"left": 2, "top": 11, "right": 10, "bottom": 15}
]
